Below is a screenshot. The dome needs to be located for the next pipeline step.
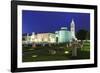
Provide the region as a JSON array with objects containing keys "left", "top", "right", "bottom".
[{"left": 61, "top": 27, "right": 67, "bottom": 30}]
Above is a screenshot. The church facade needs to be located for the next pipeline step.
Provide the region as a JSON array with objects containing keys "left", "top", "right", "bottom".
[{"left": 22, "top": 19, "right": 77, "bottom": 44}]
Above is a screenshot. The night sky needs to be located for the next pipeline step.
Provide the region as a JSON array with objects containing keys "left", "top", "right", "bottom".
[{"left": 22, "top": 10, "right": 90, "bottom": 34}]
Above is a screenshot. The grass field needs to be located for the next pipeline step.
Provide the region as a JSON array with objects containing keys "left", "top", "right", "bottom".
[{"left": 22, "top": 41, "right": 90, "bottom": 62}]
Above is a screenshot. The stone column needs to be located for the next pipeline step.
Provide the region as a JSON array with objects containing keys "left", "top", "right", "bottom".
[{"left": 72, "top": 40, "right": 78, "bottom": 57}]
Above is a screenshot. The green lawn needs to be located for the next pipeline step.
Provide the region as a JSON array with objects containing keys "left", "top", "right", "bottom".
[{"left": 22, "top": 42, "right": 90, "bottom": 62}]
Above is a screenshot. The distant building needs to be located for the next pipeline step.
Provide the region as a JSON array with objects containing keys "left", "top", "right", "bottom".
[{"left": 22, "top": 19, "right": 77, "bottom": 44}]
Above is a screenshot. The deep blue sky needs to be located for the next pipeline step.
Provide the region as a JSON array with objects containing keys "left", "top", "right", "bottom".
[{"left": 22, "top": 10, "right": 90, "bottom": 34}]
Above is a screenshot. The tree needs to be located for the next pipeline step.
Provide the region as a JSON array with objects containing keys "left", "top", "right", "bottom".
[{"left": 76, "top": 29, "right": 90, "bottom": 40}]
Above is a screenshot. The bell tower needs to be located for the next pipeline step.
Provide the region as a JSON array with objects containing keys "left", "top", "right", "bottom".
[{"left": 70, "top": 19, "right": 77, "bottom": 40}]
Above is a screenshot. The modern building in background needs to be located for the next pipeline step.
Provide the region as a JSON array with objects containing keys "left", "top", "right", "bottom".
[{"left": 22, "top": 19, "right": 77, "bottom": 44}]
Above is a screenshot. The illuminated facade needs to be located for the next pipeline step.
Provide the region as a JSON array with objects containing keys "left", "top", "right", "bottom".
[{"left": 22, "top": 19, "right": 77, "bottom": 44}]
